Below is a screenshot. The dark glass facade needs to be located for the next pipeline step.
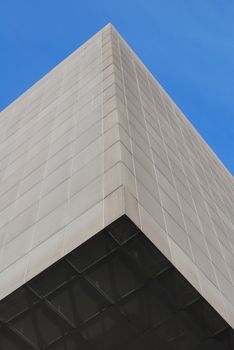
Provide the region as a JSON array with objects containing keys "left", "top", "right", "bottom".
[{"left": 0, "top": 215, "right": 233, "bottom": 349}]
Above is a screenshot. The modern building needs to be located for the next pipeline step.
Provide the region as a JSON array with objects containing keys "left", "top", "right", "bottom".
[{"left": 0, "top": 24, "right": 233, "bottom": 349}]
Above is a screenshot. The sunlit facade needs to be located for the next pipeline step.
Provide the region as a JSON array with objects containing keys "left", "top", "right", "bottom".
[{"left": 0, "top": 24, "right": 233, "bottom": 349}]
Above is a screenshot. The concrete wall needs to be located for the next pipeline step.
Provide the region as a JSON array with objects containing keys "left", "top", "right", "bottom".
[{"left": 0, "top": 24, "right": 126, "bottom": 300}]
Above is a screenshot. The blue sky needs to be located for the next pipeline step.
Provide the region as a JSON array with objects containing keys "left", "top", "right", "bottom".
[{"left": 0, "top": 0, "right": 233, "bottom": 174}]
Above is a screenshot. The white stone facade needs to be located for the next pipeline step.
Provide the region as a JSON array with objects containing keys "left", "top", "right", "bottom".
[{"left": 0, "top": 24, "right": 233, "bottom": 328}]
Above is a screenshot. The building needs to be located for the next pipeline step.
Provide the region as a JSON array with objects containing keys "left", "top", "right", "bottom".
[{"left": 0, "top": 23, "right": 233, "bottom": 349}]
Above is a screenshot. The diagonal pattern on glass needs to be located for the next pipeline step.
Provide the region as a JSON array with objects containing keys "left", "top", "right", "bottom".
[{"left": 0, "top": 215, "right": 233, "bottom": 350}]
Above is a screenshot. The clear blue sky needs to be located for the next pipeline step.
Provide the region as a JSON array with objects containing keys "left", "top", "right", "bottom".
[{"left": 0, "top": 0, "right": 233, "bottom": 174}]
